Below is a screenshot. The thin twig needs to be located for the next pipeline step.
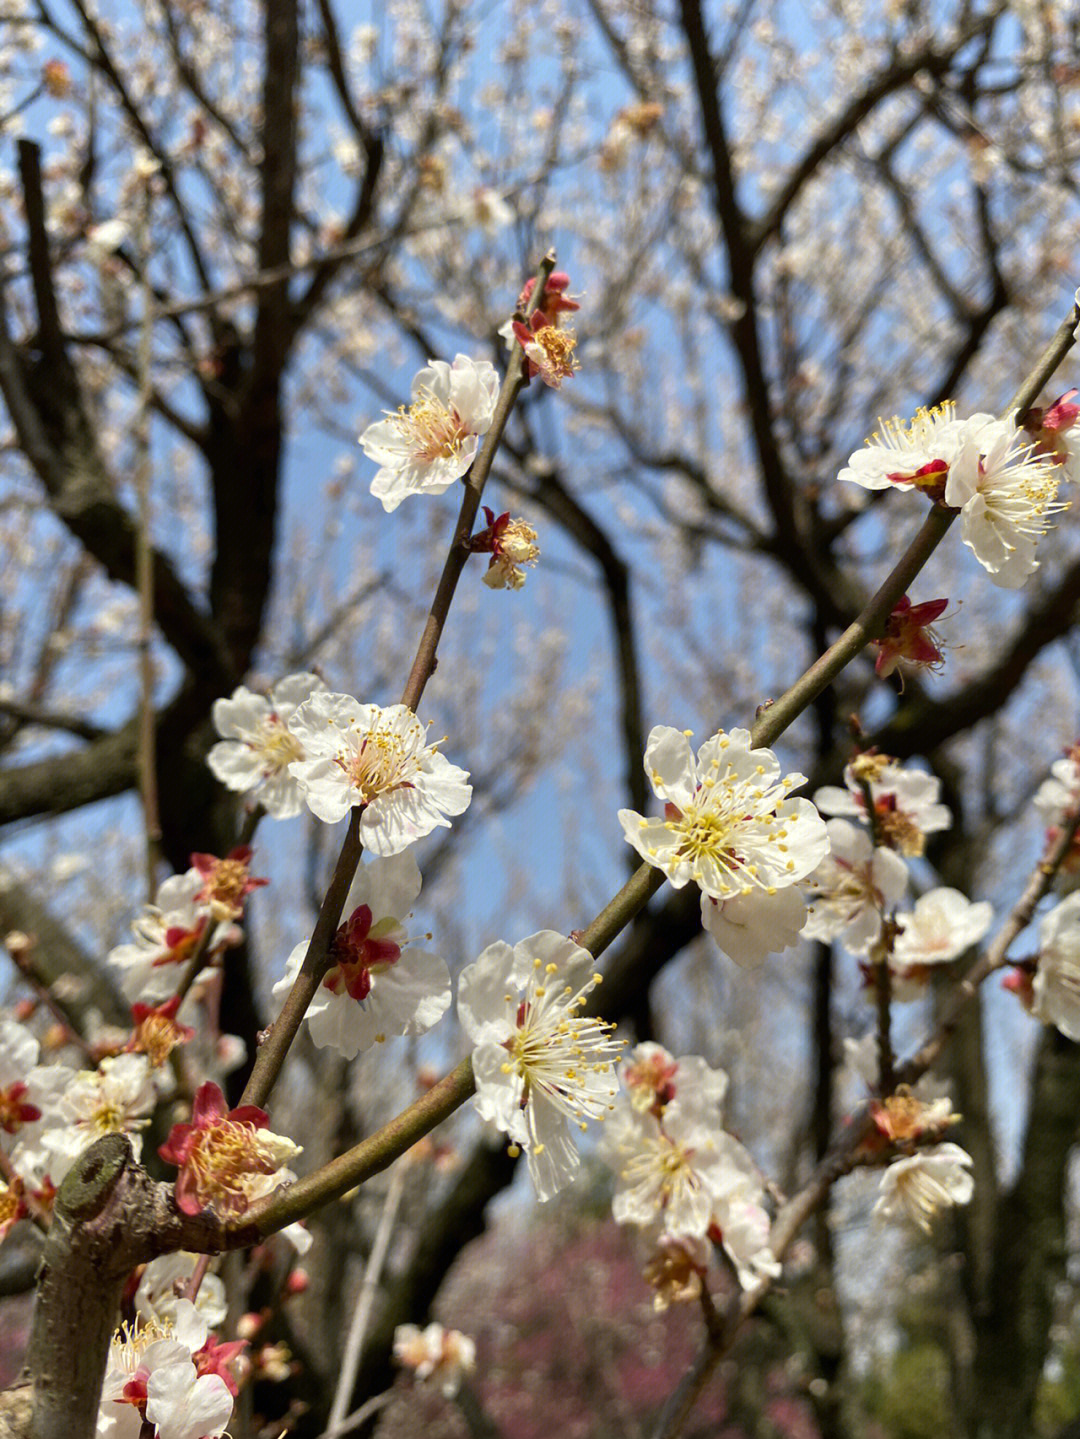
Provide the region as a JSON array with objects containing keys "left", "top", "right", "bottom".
[{"left": 324, "top": 1162, "right": 408, "bottom": 1433}]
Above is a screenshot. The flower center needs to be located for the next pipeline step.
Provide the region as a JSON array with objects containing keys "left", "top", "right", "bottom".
[
  {"left": 338, "top": 721, "right": 420, "bottom": 801},
  {"left": 531, "top": 326, "right": 578, "bottom": 379},
  {"left": 393, "top": 389, "right": 467, "bottom": 461},
  {"left": 258, "top": 718, "right": 303, "bottom": 772},
  {"left": 325, "top": 905, "right": 402, "bottom": 1002}
]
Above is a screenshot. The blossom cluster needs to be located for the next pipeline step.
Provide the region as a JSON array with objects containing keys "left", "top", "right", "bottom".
[
  {"left": 208, "top": 677, "right": 472, "bottom": 846},
  {"left": 599, "top": 1043, "right": 780, "bottom": 1292},
  {"left": 840, "top": 401, "right": 1070, "bottom": 589}
]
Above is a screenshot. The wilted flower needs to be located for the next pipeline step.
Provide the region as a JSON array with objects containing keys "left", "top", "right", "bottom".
[
  {"left": 190, "top": 847, "right": 267, "bottom": 921},
  {"left": 128, "top": 997, "right": 196, "bottom": 1068},
  {"left": 512, "top": 310, "right": 579, "bottom": 388},
  {"left": 815, "top": 756, "right": 951, "bottom": 857},
  {"left": 873, "top": 1143, "right": 974, "bottom": 1232},
  {"left": 872, "top": 595, "right": 948, "bottom": 683},
  {"left": 470, "top": 507, "right": 540, "bottom": 590},
  {"left": 287, "top": 694, "right": 471, "bottom": 849}
]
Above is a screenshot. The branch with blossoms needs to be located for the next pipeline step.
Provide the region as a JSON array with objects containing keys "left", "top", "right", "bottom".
[{"left": 6, "top": 276, "right": 1080, "bottom": 1439}]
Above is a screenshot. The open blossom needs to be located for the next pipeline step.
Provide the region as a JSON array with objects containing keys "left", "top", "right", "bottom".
[
  {"left": 287, "top": 693, "right": 471, "bottom": 850},
  {"left": 839, "top": 403, "right": 968, "bottom": 493},
  {"left": 943, "top": 415, "right": 1066, "bottom": 589},
  {"left": 457, "top": 931, "right": 622, "bottom": 1201},
  {"left": 873, "top": 1143, "right": 974, "bottom": 1232},
  {"left": 815, "top": 756, "right": 951, "bottom": 857},
  {"left": 97, "top": 1301, "right": 233, "bottom": 1439},
  {"left": 106, "top": 869, "right": 231, "bottom": 1005},
  {"left": 802, "top": 819, "right": 909, "bottom": 954},
  {"left": 159, "top": 1082, "right": 299, "bottom": 1218},
  {"left": 621, "top": 1041, "right": 728, "bottom": 1117},
  {"left": 393, "top": 1323, "right": 476, "bottom": 1397},
  {"left": 891, "top": 888, "right": 992, "bottom": 975},
  {"left": 208, "top": 672, "right": 326, "bottom": 819},
  {"left": 1032, "top": 891, "right": 1080, "bottom": 1041},
  {"left": 136, "top": 1254, "right": 227, "bottom": 1329},
  {"left": 41, "top": 1052, "right": 157, "bottom": 1182},
  {"left": 360, "top": 354, "right": 499, "bottom": 512},
  {"left": 619, "top": 726, "right": 829, "bottom": 903},
  {"left": 872, "top": 595, "right": 948, "bottom": 682},
  {"left": 271, "top": 852, "right": 450, "bottom": 1058},
  {"left": 700, "top": 886, "right": 808, "bottom": 968}
]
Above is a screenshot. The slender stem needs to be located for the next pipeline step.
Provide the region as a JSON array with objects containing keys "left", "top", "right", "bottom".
[
  {"left": 234, "top": 1058, "right": 476, "bottom": 1238},
  {"left": 240, "top": 810, "right": 363, "bottom": 1108},
  {"left": 325, "top": 1162, "right": 407, "bottom": 1432},
  {"left": 134, "top": 175, "right": 161, "bottom": 897},
  {"left": 399, "top": 251, "right": 556, "bottom": 713}
]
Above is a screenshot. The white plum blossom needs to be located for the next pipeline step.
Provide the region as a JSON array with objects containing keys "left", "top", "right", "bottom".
[
  {"left": 701, "top": 886, "right": 808, "bottom": 968},
  {"left": 814, "top": 759, "right": 951, "bottom": 857},
  {"left": 207, "top": 672, "right": 326, "bottom": 819},
  {"left": 136, "top": 1254, "right": 227, "bottom": 1330},
  {"left": 271, "top": 852, "right": 450, "bottom": 1058},
  {"left": 601, "top": 1045, "right": 779, "bottom": 1287},
  {"left": 943, "top": 415, "right": 1067, "bottom": 589},
  {"left": 892, "top": 889, "right": 993, "bottom": 972},
  {"left": 1033, "top": 891, "right": 1080, "bottom": 1040},
  {"left": 802, "top": 819, "right": 909, "bottom": 953},
  {"left": 41, "top": 1052, "right": 157, "bottom": 1182},
  {"left": 620, "top": 1041, "right": 728, "bottom": 1116},
  {"left": 606, "top": 1100, "right": 742, "bottom": 1237},
  {"left": 287, "top": 693, "right": 471, "bottom": 850},
  {"left": 393, "top": 1323, "right": 477, "bottom": 1397},
  {"left": 360, "top": 354, "right": 499, "bottom": 511},
  {"left": 839, "top": 402, "right": 968, "bottom": 491},
  {"left": 106, "top": 869, "right": 218, "bottom": 1004},
  {"left": 457, "top": 931, "right": 623, "bottom": 1201},
  {"left": 0, "top": 1018, "right": 65, "bottom": 1158},
  {"left": 1035, "top": 755, "right": 1080, "bottom": 831},
  {"left": 96, "top": 1300, "right": 232, "bottom": 1439},
  {"left": 872, "top": 1143, "right": 974, "bottom": 1232},
  {"left": 619, "top": 727, "right": 829, "bottom": 963}
]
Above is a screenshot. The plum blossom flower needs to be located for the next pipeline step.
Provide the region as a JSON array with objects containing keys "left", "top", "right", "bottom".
[
  {"left": 190, "top": 847, "right": 267, "bottom": 921},
  {"left": 0, "top": 1176, "right": 26, "bottom": 1241},
  {"left": 159, "top": 1082, "right": 300, "bottom": 1218},
  {"left": 801, "top": 819, "right": 909, "bottom": 954},
  {"left": 1021, "top": 388, "right": 1080, "bottom": 484},
  {"left": 136, "top": 1253, "right": 227, "bottom": 1329},
  {"left": 457, "top": 931, "right": 623, "bottom": 1201},
  {"left": 470, "top": 506, "right": 540, "bottom": 590},
  {"left": 891, "top": 888, "right": 992, "bottom": 974},
  {"left": 41, "top": 1053, "right": 157, "bottom": 1182},
  {"left": 872, "top": 595, "right": 948, "bottom": 683},
  {"left": 621, "top": 1042, "right": 728, "bottom": 1117},
  {"left": 839, "top": 403, "right": 968, "bottom": 494},
  {"left": 943, "top": 415, "right": 1067, "bottom": 589},
  {"left": 873, "top": 1143, "right": 974, "bottom": 1232},
  {"left": 360, "top": 354, "right": 499, "bottom": 512},
  {"left": 271, "top": 853, "right": 450, "bottom": 1058},
  {"left": 1033, "top": 750, "right": 1080, "bottom": 889},
  {"left": 128, "top": 997, "right": 195, "bottom": 1068},
  {"left": 106, "top": 869, "right": 234, "bottom": 1005},
  {"left": 512, "top": 310, "right": 579, "bottom": 387},
  {"left": 208, "top": 672, "right": 326, "bottom": 819},
  {"left": 642, "top": 1233, "right": 710, "bottom": 1310},
  {"left": 287, "top": 693, "right": 471, "bottom": 849},
  {"left": 620, "top": 726, "right": 829, "bottom": 900},
  {"left": 1032, "top": 891, "right": 1080, "bottom": 1040},
  {"left": 393, "top": 1323, "right": 476, "bottom": 1397},
  {"left": 96, "top": 1301, "right": 233, "bottom": 1439},
  {"left": 815, "top": 756, "right": 951, "bottom": 857}
]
